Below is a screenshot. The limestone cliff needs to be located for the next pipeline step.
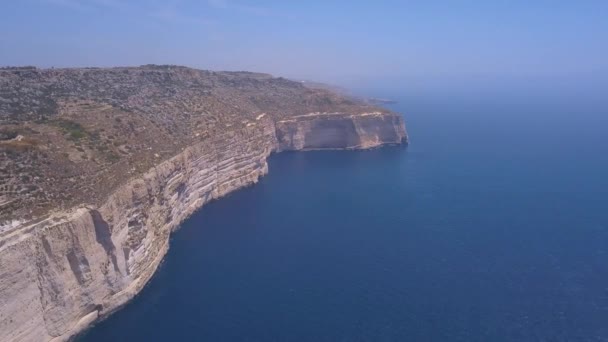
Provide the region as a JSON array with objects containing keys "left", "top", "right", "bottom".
[
  {"left": 0, "top": 66, "right": 407, "bottom": 341},
  {"left": 275, "top": 112, "right": 406, "bottom": 151}
]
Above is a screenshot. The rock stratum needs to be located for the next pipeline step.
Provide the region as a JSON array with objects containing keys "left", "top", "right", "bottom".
[{"left": 0, "top": 65, "right": 407, "bottom": 341}]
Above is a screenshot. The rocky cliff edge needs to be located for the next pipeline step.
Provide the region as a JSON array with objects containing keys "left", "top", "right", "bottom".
[{"left": 0, "top": 66, "right": 407, "bottom": 341}]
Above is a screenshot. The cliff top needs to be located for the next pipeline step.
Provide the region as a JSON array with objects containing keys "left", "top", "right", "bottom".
[{"left": 0, "top": 65, "right": 389, "bottom": 222}]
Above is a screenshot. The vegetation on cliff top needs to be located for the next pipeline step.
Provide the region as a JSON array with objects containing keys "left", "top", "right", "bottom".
[{"left": 0, "top": 65, "right": 390, "bottom": 221}]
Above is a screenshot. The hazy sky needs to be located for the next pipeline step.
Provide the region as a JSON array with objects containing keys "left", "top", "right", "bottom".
[{"left": 1, "top": 1, "right": 607, "bottom": 85}]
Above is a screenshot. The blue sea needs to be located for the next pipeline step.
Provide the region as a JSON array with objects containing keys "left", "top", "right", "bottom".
[{"left": 80, "top": 85, "right": 608, "bottom": 341}]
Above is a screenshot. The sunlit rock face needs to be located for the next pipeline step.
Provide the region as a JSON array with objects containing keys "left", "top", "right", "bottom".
[{"left": 275, "top": 112, "right": 407, "bottom": 151}]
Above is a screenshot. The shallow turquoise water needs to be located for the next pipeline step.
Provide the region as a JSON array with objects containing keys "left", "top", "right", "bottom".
[{"left": 80, "top": 90, "right": 608, "bottom": 341}]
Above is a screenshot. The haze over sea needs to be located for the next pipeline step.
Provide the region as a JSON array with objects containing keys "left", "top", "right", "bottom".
[{"left": 80, "top": 82, "right": 608, "bottom": 342}]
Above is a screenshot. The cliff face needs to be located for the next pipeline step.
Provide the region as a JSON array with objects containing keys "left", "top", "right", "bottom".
[
  {"left": 0, "top": 66, "right": 407, "bottom": 341},
  {"left": 276, "top": 112, "right": 406, "bottom": 151},
  {"left": 0, "top": 116, "right": 281, "bottom": 341}
]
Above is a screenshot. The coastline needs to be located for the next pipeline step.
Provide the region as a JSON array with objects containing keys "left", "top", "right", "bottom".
[{"left": 0, "top": 112, "right": 407, "bottom": 342}]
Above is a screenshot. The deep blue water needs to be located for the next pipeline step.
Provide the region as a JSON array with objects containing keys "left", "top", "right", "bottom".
[{"left": 80, "top": 90, "right": 608, "bottom": 341}]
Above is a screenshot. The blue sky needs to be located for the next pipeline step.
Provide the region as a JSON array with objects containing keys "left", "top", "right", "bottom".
[{"left": 0, "top": 1, "right": 607, "bottom": 86}]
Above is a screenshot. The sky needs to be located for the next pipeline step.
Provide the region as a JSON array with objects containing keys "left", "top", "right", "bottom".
[{"left": 0, "top": 1, "right": 607, "bottom": 88}]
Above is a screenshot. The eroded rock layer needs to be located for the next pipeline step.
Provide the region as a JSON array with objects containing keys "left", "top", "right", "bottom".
[
  {"left": 276, "top": 112, "right": 406, "bottom": 151},
  {"left": 0, "top": 66, "right": 407, "bottom": 341}
]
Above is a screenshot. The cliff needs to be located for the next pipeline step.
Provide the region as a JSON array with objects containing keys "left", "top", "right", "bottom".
[
  {"left": 0, "top": 66, "right": 407, "bottom": 341},
  {"left": 276, "top": 112, "right": 406, "bottom": 151}
]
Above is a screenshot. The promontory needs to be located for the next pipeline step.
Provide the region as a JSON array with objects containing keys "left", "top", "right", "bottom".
[{"left": 0, "top": 65, "right": 407, "bottom": 341}]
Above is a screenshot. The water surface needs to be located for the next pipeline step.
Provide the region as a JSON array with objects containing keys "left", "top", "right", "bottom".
[{"left": 81, "top": 90, "right": 608, "bottom": 341}]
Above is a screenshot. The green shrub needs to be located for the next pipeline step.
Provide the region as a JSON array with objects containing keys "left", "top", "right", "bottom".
[{"left": 50, "top": 119, "right": 87, "bottom": 140}]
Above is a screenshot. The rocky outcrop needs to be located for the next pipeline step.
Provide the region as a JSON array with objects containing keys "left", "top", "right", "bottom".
[{"left": 0, "top": 113, "right": 406, "bottom": 341}]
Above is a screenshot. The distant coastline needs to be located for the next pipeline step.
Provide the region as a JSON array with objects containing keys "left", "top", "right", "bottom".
[
  {"left": 366, "top": 98, "right": 398, "bottom": 105},
  {"left": 297, "top": 80, "right": 398, "bottom": 106}
]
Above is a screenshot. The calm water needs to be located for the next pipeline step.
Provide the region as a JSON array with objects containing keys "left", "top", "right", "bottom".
[{"left": 80, "top": 89, "right": 608, "bottom": 341}]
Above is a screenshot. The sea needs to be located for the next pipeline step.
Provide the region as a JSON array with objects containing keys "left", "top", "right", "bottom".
[{"left": 79, "top": 82, "right": 608, "bottom": 341}]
